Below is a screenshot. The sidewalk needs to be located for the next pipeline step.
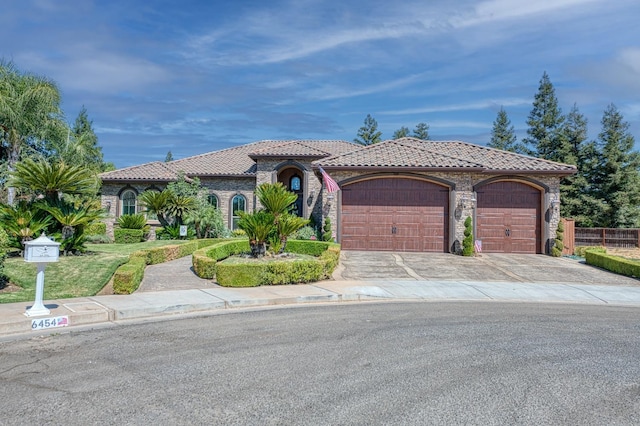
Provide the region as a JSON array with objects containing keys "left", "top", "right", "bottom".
[{"left": 3, "top": 276, "right": 640, "bottom": 340}]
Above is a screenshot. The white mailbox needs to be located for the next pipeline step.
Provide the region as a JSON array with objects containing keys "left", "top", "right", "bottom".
[{"left": 24, "top": 233, "right": 60, "bottom": 263}]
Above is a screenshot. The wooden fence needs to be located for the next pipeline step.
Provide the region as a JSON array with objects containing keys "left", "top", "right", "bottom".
[
  {"left": 561, "top": 218, "right": 575, "bottom": 255},
  {"left": 574, "top": 227, "right": 640, "bottom": 248}
]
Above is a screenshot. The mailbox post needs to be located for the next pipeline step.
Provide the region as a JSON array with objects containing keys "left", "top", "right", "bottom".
[{"left": 24, "top": 233, "right": 60, "bottom": 317}]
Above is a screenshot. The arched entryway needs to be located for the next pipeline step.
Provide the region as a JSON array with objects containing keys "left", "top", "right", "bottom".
[
  {"left": 277, "top": 167, "right": 304, "bottom": 217},
  {"left": 340, "top": 176, "right": 450, "bottom": 252},
  {"left": 475, "top": 180, "right": 542, "bottom": 253}
]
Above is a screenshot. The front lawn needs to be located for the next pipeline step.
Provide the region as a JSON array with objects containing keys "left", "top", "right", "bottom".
[{"left": 0, "top": 240, "right": 187, "bottom": 304}]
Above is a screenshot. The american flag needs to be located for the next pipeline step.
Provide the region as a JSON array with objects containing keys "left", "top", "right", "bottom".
[{"left": 319, "top": 167, "right": 340, "bottom": 193}]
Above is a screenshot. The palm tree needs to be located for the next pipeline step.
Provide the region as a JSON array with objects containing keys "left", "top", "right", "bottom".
[
  {"left": 0, "top": 201, "right": 51, "bottom": 249},
  {"left": 237, "top": 210, "right": 274, "bottom": 257},
  {"left": 256, "top": 183, "right": 307, "bottom": 253},
  {"left": 0, "top": 61, "right": 64, "bottom": 205},
  {"left": 139, "top": 189, "right": 172, "bottom": 226},
  {"left": 39, "top": 200, "right": 104, "bottom": 254},
  {"left": 9, "top": 158, "right": 99, "bottom": 203}
]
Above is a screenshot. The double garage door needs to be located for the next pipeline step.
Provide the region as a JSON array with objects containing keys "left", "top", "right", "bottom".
[
  {"left": 340, "top": 178, "right": 449, "bottom": 252},
  {"left": 340, "top": 177, "right": 542, "bottom": 254}
]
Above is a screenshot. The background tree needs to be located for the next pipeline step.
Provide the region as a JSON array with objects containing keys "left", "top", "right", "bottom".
[
  {"left": 591, "top": 104, "right": 640, "bottom": 227},
  {"left": 488, "top": 107, "right": 517, "bottom": 152},
  {"left": 354, "top": 114, "right": 382, "bottom": 145},
  {"left": 48, "top": 106, "right": 104, "bottom": 172},
  {"left": 522, "top": 72, "right": 567, "bottom": 161},
  {"left": 393, "top": 126, "right": 409, "bottom": 139},
  {"left": 165, "top": 151, "right": 173, "bottom": 162},
  {"left": 0, "top": 61, "right": 64, "bottom": 204},
  {"left": 412, "top": 122, "right": 430, "bottom": 140}
]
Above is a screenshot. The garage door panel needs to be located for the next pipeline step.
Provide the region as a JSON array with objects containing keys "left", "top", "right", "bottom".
[
  {"left": 476, "top": 181, "right": 541, "bottom": 254},
  {"left": 341, "top": 178, "right": 449, "bottom": 252}
]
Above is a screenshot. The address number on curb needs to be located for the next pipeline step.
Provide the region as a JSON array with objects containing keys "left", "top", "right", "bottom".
[{"left": 31, "top": 316, "right": 69, "bottom": 331}]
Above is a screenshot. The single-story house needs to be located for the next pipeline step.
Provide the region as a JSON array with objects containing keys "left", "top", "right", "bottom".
[{"left": 99, "top": 137, "right": 576, "bottom": 254}]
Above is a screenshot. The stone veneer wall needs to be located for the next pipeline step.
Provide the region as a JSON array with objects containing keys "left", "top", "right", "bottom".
[{"left": 321, "top": 170, "right": 562, "bottom": 254}]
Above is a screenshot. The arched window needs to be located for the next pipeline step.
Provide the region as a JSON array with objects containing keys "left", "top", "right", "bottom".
[
  {"left": 121, "top": 189, "right": 137, "bottom": 216},
  {"left": 207, "top": 194, "right": 219, "bottom": 209},
  {"left": 231, "top": 194, "right": 246, "bottom": 230}
]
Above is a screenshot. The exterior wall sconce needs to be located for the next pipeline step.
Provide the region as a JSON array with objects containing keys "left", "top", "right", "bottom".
[
  {"left": 550, "top": 195, "right": 560, "bottom": 211},
  {"left": 459, "top": 194, "right": 476, "bottom": 209}
]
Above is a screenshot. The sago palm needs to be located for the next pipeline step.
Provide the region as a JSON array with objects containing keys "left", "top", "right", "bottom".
[
  {"left": 237, "top": 211, "right": 274, "bottom": 257},
  {"left": 0, "top": 201, "right": 51, "bottom": 249},
  {"left": 9, "top": 158, "right": 99, "bottom": 203},
  {"left": 139, "top": 189, "right": 172, "bottom": 226}
]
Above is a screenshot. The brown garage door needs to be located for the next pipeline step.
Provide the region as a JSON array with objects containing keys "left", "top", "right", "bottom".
[
  {"left": 476, "top": 181, "right": 541, "bottom": 253},
  {"left": 341, "top": 178, "right": 449, "bottom": 252}
]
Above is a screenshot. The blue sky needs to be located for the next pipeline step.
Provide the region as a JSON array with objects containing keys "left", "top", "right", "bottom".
[{"left": 1, "top": 0, "right": 639, "bottom": 168}]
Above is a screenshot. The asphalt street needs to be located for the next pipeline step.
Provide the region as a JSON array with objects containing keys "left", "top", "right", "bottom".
[{"left": 2, "top": 302, "right": 639, "bottom": 425}]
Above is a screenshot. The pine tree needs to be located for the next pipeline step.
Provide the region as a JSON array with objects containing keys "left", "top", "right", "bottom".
[
  {"left": 593, "top": 104, "right": 640, "bottom": 227},
  {"left": 354, "top": 114, "right": 382, "bottom": 145},
  {"left": 488, "top": 107, "right": 517, "bottom": 151},
  {"left": 63, "top": 106, "right": 105, "bottom": 171},
  {"left": 412, "top": 122, "right": 430, "bottom": 140},
  {"left": 556, "top": 104, "right": 600, "bottom": 224},
  {"left": 522, "top": 72, "right": 567, "bottom": 161},
  {"left": 165, "top": 151, "right": 173, "bottom": 162},
  {"left": 393, "top": 126, "right": 409, "bottom": 139}
]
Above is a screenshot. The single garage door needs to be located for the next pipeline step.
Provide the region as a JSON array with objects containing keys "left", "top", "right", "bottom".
[
  {"left": 476, "top": 181, "right": 541, "bottom": 253},
  {"left": 340, "top": 178, "right": 449, "bottom": 252}
]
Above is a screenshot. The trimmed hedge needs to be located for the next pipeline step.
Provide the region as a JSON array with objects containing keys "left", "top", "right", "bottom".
[
  {"left": 114, "top": 228, "right": 144, "bottom": 244},
  {"left": 585, "top": 250, "right": 640, "bottom": 278},
  {"left": 192, "top": 239, "right": 249, "bottom": 279},
  {"left": 86, "top": 221, "right": 107, "bottom": 235},
  {"left": 575, "top": 246, "right": 606, "bottom": 257},
  {"left": 192, "top": 239, "right": 341, "bottom": 287},
  {"left": 111, "top": 239, "right": 221, "bottom": 294},
  {"left": 113, "top": 257, "right": 146, "bottom": 294}
]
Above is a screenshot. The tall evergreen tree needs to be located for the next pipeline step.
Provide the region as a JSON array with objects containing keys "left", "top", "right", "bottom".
[
  {"left": 68, "top": 106, "right": 104, "bottom": 170},
  {"left": 522, "top": 72, "right": 567, "bottom": 161},
  {"left": 412, "top": 122, "right": 430, "bottom": 140},
  {"left": 393, "top": 126, "right": 409, "bottom": 139},
  {"left": 354, "top": 114, "right": 382, "bottom": 145},
  {"left": 556, "top": 104, "right": 601, "bottom": 224},
  {"left": 165, "top": 151, "right": 173, "bottom": 162},
  {"left": 488, "top": 107, "right": 517, "bottom": 152},
  {"left": 593, "top": 104, "right": 640, "bottom": 227}
]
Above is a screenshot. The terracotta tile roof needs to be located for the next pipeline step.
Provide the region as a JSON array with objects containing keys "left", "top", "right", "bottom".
[
  {"left": 249, "top": 140, "right": 349, "bottom": 158},
  {"left": 315, "top": 138, "right": 577, "bottom": 174},
  {"left": 101, "top": 140, "right": 356, "bottom": 181},
  {"left": 98, "top": 161, "right": 180, "bottom": 181}
]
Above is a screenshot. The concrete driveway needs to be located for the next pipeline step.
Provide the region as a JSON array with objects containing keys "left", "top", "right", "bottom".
[{"left": 336, "top": 251, "right": 640, "bottom": 286}]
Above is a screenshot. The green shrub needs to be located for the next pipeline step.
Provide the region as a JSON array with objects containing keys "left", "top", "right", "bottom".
[
  {"left": 585, "top": 250, "right": 640, "bottom": 278},
  {"left": 216, "top": 263, "right": 264, "bottom": 287},
  {"left": 156, "top": 223, "right": 196, "bottom": 240},
  {"left": 574, "top": 246, "right": 606, "bottom": 257},
  {"left": 86, "top": 221, "right": 107, "bottom": 235},
  {"left": 114, "top": 228, "right": 144, "bottom": 244},
  {"left": 200, "top": 239, "right": 340, "bottom": 286},
  {"left": 0, "top": 227, "right": 9, "bottom": 282},
  {"left": 322, "top": 217, "right": 333, "bottom": 242},
  {"left": 462, "top": 216, "right": 474, "bottom": 256},
  {"left": 285, "top": 240, "right": 330, "bottom": 256},
  {"left": 113, "top": 257, "right": 146, "bottom": 294},
  {"left": 85, "top": 234, "right": 112, "bottom": 244},
  {"left": 231, "top": 229, "right": 246, "bottom": 237},
  {"left": 192, "top": 239, "right": 250, "bottom": 279},
  {"left": 551, "top": 220, "right": 564, "bottom": 257},
  {"left": 117, "top": 214, "right": 147, "bottom": 229},
  {"left": 291, "top": 226, "right": 317, "bottom": 240}
]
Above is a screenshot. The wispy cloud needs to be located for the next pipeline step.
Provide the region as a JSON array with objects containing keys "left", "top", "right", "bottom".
[{"left": 380, "top": 98, "right": 530, "bottom": 115}]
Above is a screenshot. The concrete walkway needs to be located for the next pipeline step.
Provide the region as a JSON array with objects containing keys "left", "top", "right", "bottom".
[{"left": 2, "top": 254, "right": 640, "bottom": 340}]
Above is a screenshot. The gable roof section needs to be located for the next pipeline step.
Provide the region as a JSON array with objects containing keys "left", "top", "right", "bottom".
[
  {"left": 98, "top": 161, "right": 181, "bottom": 182},
  {"left": 248, "top": 140, "right": 351, "bottom": 159},
  {"left": 315, "top": 138, "right": 577, "bottom": 174},
  {"left": 100, "top": 139, "right": 356, "bottom": 181}
]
